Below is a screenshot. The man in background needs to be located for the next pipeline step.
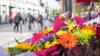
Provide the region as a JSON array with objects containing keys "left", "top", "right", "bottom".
[{"left": 14, "top": 13, "right": 23, "bottom": 32}]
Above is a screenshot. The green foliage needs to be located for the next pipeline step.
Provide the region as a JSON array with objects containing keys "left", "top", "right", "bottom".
[
  {"left": 73, "top": 29, "right": 96, "bottom": 45},
  {"left": 51, "top": 9, "right": 60, "bottom": 15},
  {"left": 29, "top": 43, "right": 37, "bottom": 51},
  {"left": 15, "top": 38, "right": 21, "bottom": 44},
  {"left": 9, "top": 47, "right": 26, "bottom": 56}
]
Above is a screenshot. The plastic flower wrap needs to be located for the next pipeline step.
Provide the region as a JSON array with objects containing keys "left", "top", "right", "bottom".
[
  {"left": 36, "top": 45, "right": 58, "bottom": 56},
  {"left": 58, "top": 33, "right": 78, "bottom": 48}
]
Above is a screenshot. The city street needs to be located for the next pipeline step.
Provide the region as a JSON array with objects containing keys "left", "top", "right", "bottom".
[
  {"left": 0, "top": 0, "right": 100, "bottom": 55},
  {"left": 0, "top": 22, "right": 41, "bottom": 47}
]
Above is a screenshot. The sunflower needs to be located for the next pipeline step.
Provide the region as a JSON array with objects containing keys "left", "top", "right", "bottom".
[{"left": 58, "top": 33, "right": 78, "bottom": 48}]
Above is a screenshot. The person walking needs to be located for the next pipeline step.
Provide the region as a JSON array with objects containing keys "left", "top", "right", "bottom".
[
  {"left": 28, "top": 14, "right": 34, "bottom": 30},
  {"left": 32, "top": 15, "right": 35, "bottom": 27},
  {"left": 0, "top": 15, "right": 1, "bottom": 24},
  {"left": 14, "top": 13, "right": 22, "bottom": 32},
  {"left": 38, "top": 14, "right": 43, "bottom": 29}
]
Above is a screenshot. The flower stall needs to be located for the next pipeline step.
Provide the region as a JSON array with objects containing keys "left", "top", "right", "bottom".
[{"left": 6, "top": 12, "right": 100, "bottom": 56}]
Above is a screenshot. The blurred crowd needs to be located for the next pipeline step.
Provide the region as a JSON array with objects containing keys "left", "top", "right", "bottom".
[{"left": 0, "top": 12, "right": 52, "bottom": 32}]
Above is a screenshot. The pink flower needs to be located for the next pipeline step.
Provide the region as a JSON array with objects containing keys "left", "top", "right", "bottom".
[
  {"left": 36, "top": 45, "right": 58, "bottom": 56},
  {"left": 31, "top": 32, "right": 43, "bottom": 45},
  {"left": 74, "top": 17, "right": 85, "bottom": 25},
  {"left": 53, "top": 16, "right": 67, "bottom": 35}
]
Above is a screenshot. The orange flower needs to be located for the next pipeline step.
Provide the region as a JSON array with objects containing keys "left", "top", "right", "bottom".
[
  {"left": 58, "top": 33, "right": 78, "bottom": 48},
  {"left": 82, "top": 24, "right": 96, "bottom": 34},
  {"left": 42, "top": 29, "right": 49, "bottom": 35}
]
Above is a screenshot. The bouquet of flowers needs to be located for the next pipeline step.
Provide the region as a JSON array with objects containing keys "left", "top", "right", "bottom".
[{"left": 73, "top": 24, "right": 96, "bottom": 45}]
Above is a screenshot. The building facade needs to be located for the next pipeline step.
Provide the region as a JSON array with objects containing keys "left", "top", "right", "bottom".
[
  {"left": 0, "top": 0, "right": 44, "bottom": 23},
  {"left": 58, "top": 0, "right": 100, "bottom": 16}
]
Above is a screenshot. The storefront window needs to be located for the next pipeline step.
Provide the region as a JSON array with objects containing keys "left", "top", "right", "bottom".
[
  {"left": 0, "top": 4, "right": 1, "bottom": 15},
  {"left": 2, "top": 5, "right": 7, "bottom": 15}
]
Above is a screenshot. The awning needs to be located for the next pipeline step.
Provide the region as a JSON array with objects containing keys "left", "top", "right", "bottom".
[
  {"left": 76, "top": 0, "right": 92, "bottom": 3},
  {"left": 76, "top": 0, "right": 100, "bottom": 3}
]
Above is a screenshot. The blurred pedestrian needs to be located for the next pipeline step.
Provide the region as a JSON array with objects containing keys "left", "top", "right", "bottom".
[
  {"left": 0, "top": 15, "right": 1, "bottom": 24},
  {"left": 5, "top": 15, "right": 8, "bottom": 23},
  {"left": 38, "top": 14, "right": 43, "bottom": 29},
  {"left": 9, "top": 17, "right": 13, "bottom": 25},
  {"left": 28, "top": 14, "right": 34, "bottom": 30},
  {"left": 14, "top": 13, "right": 22, "bottom": 32},
  {"left": 32, "top": 15, "right": 35, "bottom": 27}
]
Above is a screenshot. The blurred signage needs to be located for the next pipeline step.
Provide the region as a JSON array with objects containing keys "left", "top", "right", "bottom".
[
  {"left": 76, "top": 0, "right": 100, "bottom": 3},
  {"left": 76, "top": 0, "right": 92, "bottom": 3}
]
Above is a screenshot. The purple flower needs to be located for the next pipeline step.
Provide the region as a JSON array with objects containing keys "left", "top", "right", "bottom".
[
  {"left": 23, "top": 38, "right": 32, "bottom": 43},
  {"left": 41, "top": 36, "right": 49, "bottom": 41},
  {"left": 55, "top": 35, "right": 59, "bottom": 39},
  {"left": 62, "top": 27, "right": 68, "bottom": 30}
]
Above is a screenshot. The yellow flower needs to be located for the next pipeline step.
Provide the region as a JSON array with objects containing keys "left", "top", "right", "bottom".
[
  {"left": 68, "top": 23, "right": 77, "bottom": 31},
  {"left": 47, "top": 27, "right": 53, "bottom": 32},
  {"left": 15, "top": 43, "right": 31, "bottom": 50},
  {"left": 51, "top": 40, "right": 58, "bottom": 46},
  {"left": 45, "top": 41, "right": 52, "bottom": 48},
  {"left": 82, "top": 29, "right": 94, "bottom": 37},
  {"left": 56, "top": 30, "right": 67, "bottom": 35},
  {"left": 6, "top": 48, "right": 10, "bottom": 53}
]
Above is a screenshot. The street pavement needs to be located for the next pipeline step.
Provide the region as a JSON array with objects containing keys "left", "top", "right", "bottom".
[{"left": 0, "top": 21, "right": 42, "bottom": 48}]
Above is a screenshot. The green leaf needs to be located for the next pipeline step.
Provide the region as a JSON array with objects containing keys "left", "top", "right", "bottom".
[
  {"left": 9, "top": 47, "right": 25, "bottom": 56},
  {"left": 15, "top": 38, "right": 21, "bottom": 44},
  {"left": 29, "top": 43, "right": 37, "bottom": 51}
]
